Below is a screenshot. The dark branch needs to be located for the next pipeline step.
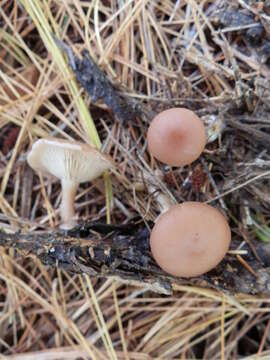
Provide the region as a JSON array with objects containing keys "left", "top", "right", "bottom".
[
  {"left": 1, "top": 222, "right": 270, "bottom": 295},
  {"left": 53, "top": 36, "right": 140, "bottom": 123}
]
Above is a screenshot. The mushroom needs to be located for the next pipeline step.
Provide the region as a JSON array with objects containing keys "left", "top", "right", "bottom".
[
  {"left": 27, "top": 138, "right": 112, "bottom": 230},
  {"left": 147, "top": 108, "right": 206, "bottom": 166},
  {"left": 150, "top": 202, "right": 231, "bottom": 277},
  {"left": 143, "top": 169, "right": 175, "bottom": 214}
]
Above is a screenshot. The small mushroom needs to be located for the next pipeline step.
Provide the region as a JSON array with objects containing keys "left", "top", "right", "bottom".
[
  {"left": 27, "top": 138, "right": 112, "bottom": 230},
  {"left": 150, "top": 202, "right": 231, "bottom": 277},
  {"left": 143, "top": 169, "right": 175, "bottom": 214},
  {"left": 147, "top": 108, "right": 206, "bottom": 166}
]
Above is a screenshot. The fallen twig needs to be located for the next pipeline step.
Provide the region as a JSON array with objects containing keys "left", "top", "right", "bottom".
[
  {"left": 1, "top": 222, "right": 270, "bottom": 296},
  {"left": 53, "top": 36, "right": 140, "bottom": 123}
]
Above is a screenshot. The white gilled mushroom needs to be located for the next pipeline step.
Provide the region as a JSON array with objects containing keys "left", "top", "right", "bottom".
[{"left": 27, "top": 138, "right": 112, "bottom": 230}]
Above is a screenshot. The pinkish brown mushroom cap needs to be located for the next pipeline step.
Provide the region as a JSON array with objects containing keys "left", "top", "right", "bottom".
[
  {"left": 150, "top": 202, "right": 231, "bottom": 277},
  {"left": 147, "top": 108, "right": 206, "bottom": 166}
]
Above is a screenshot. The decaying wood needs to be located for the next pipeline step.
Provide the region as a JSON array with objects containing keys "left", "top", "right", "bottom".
[
  {"left": 53, "top": 36, "right": 140, "bottom": 123},
  {"left": 1, "top": 222, "right": 270, "bottom": 296}
]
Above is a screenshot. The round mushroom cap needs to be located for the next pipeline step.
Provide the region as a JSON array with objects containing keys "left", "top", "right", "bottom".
[
  {"left": 27, "top": 138, "right": 112, "bottom": 183},
  {"left": 147, "top": 108, "right": 206, "bottom": 166},
  {"left": 150, "top": 202, "right": 231, "bottom": 277}
]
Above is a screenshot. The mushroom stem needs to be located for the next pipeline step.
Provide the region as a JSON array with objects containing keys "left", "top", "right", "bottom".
[
  {"left": 144, "top": 170, "right": 175, "bottom": 216},
  {"left": 60, "top": 179, "right": 79, "bottom": 230}
]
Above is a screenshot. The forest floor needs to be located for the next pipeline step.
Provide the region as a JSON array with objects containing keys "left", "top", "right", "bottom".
[{"left": 0, "top": 1, "right": 270, "bottom": 359}]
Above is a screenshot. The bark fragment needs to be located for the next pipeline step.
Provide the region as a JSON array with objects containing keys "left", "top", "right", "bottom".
[{"left": 0, "top": 222, "right": 270, "bottom": 296}]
